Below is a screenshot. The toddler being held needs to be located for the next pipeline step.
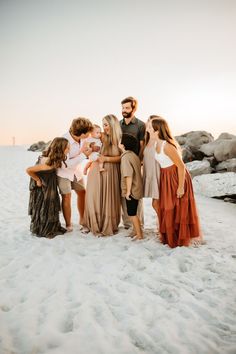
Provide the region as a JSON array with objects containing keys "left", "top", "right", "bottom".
[{"left": 83, "top": 125, "right": 105, "bottom": 175}]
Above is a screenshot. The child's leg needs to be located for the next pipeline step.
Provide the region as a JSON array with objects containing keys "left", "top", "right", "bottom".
[
  {"left": 126, "top": 197, "right": 143, "bottom": 240},
  {"left": 130, "top": 216, "right": 143, "bottom": 240},
  {"left": 99, "top": 162, "right": 105, "bottom": 172},
  {"left": 83, "top": 161, "right": 92, "bottom": 175}
]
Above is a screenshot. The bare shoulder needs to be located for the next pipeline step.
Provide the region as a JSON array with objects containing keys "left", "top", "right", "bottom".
[
  {"left": 164, "top": 142, "right": 184, "bottom": 166},
  {"left": 164, "top": 142, "right": 176, "bottom": 154}
]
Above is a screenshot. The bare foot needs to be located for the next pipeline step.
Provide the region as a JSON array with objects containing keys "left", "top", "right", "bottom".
[
  {"left": 81, "top": 226, "right": 90, "bottom": 234},
  {"left": 66, "top": 225, "right": 73, "bottom": 232},
  {"left": 155, "top": 230, "right": 162, "bottom": 241},
  {"left": 125, "top": 230, "right": 136, "bottom": 238},
  {"left": 190, "top": 237, "right": 206, "bottom": 247},
  {"left": 132, "top": 235, "right": 144, "bottom": 241}
]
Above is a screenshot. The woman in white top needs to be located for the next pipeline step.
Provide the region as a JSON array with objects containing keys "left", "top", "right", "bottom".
[{"left": 150, "top": 116, "right": 202, "bottom": 248}]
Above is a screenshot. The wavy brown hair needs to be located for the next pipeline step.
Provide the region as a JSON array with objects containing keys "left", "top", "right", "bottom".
[
  {"left": 150, "top": 115, "right": 180, "bottom": 150},
  {"left": 42, "top": 137, "right": 68, "bottom": 168}
]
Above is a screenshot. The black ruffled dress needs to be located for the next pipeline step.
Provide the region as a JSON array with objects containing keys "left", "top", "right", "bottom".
[{"left": 28, "top": 158, "right": 66, "bottom": 238}]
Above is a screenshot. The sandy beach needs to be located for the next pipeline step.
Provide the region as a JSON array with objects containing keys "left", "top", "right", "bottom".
[{"left": 0, "top": 146, "right": 236, "bottom": 354}]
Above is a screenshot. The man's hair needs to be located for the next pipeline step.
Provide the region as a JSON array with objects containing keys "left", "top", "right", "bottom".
[
  {"left": 121, "top": 96, "right": 138, "bottom": 110},
  {"left": 69, "top": 117, "right": 94, "bottom": 137},
  {"left": 121, "top": 133, "right": 139, "bottom": 154}
]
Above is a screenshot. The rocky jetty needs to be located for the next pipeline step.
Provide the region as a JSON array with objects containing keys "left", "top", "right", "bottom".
[
  {"left": 175, "top": 131, "right": 236, "bottom": 200},
  {"left": 176, "top": 131, "right": 214, "bottom": 162},
  {"left": 28, "top": 141, "right": 50, "bottom": 152}
]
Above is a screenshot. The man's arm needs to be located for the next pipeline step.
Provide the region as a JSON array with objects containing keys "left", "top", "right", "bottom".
[
  {"left": 138, "top": 122, "right": 146, "bottom": 160},
  {"left": 65, "top": 153, "right": 87, "bottom": 168},
  {"left": 65, "top": 143, "right": 92, "bottom": 168},
  {"left": 139, "top": 140, "right": 145, "bottom": 161},
  {"left": 97, "top": 155, "right": 121, "bottom": 163}
]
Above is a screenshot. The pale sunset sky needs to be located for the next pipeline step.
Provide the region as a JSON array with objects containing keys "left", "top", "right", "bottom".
[{"left": 0, "top": 0, "right": 236, "bottom": 145}]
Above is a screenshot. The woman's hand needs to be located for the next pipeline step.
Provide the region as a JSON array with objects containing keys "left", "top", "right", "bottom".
[
  {"left": 125, "top": 193, "right": 131, "bottom": 200},
  {"left": 177, "top": 186, "right": 184, "bottom": 198},
  {"left": 36, "top": 179, "right": 42, "bottom": 187}
]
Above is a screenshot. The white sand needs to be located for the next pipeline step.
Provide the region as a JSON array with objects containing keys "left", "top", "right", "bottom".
[{"left": 0, "top": 146, "right": 236, "bottom": 354}]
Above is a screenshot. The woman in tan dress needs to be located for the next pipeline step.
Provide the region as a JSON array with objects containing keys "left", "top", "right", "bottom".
[
  {"left": 84, "top": 114, "right": 122, "bottom": 236},
  {"left": 143, "top": 117, "right": 161, "bottom": 234}
]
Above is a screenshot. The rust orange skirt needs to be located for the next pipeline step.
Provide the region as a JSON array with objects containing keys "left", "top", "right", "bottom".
[{"left": 159, "top": 165, "right": 201, "bottom": 248}]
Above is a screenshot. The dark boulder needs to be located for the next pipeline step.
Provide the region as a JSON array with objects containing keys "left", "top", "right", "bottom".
[{"left": 28, "top": 141, "right": 50, "bottom": 152}]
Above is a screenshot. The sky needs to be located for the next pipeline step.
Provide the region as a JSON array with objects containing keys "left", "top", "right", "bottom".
[{"left": 0, "top": 0, "right": 236, "bottom": 145}]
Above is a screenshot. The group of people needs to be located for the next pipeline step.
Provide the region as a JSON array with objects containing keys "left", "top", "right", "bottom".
[{"left": 27, "top": 96, "right": 203, "bottom": 248}]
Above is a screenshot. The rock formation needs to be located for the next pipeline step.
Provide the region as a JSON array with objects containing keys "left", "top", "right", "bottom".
[
  {"left": 28, "top": 141, "right": 50, "bottom": 152},
  {"left": 176, "top": 131, "right": 236, "bottom": 199}
]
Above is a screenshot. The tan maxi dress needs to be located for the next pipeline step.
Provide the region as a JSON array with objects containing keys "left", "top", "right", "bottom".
[{"left": 84, "top": 144, "right": 121, "bottom": 236}]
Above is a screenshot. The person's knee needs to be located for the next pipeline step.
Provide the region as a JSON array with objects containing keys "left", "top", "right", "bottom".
[{"left": 130, "top": 215, "right": 137, "bottom": 221}]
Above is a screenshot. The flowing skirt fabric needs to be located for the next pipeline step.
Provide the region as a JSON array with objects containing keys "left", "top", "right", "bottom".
[{"left": 159, "top": 165, "right": 201, "bottom": 248}]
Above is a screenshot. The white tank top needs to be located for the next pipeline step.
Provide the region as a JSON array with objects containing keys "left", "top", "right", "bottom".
[{"left": 154, "top": 141, "right": 174, "bottom": 168}]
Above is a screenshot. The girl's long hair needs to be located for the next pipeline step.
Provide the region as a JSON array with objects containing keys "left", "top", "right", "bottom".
[
  {"left": 102, "top": 114, "right": 122, "bottom": 154},
  {"left": 42, "top": 137, "right": 68, "bottom": 168},
  {"left": 144, "top": 116, "right": 155, "bottom": 146},
  {"left": 150, "top": 115, "right": 181, "bottom": 151}
]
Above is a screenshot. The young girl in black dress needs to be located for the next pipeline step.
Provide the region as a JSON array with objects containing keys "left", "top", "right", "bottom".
[{"left": 26, "top": 137, "right": 69, "bottom": 238}]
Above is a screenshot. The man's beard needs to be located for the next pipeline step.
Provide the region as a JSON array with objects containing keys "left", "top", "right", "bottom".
[{"left": 122, "top": 111, "right": 133, "bottom": 118}]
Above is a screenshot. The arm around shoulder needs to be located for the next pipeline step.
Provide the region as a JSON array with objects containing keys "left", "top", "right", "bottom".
[{"left": 98, "top": 155, "right": 121, "bottom": 163}]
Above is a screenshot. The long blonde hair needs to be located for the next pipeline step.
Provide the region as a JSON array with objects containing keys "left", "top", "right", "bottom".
[
  {"left": 42, "top": 137, "right": 68, "bottom": 168},
  {"left": 150, "top": 115, "right": 181, "bottom": 151},
  {"left": 102, "top": 114, "right": 121, "bottom": 154}
]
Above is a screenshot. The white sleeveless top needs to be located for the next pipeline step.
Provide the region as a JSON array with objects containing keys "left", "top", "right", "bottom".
[{"left": 154, "top": 141, "right": 174, "bottom": 168}]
